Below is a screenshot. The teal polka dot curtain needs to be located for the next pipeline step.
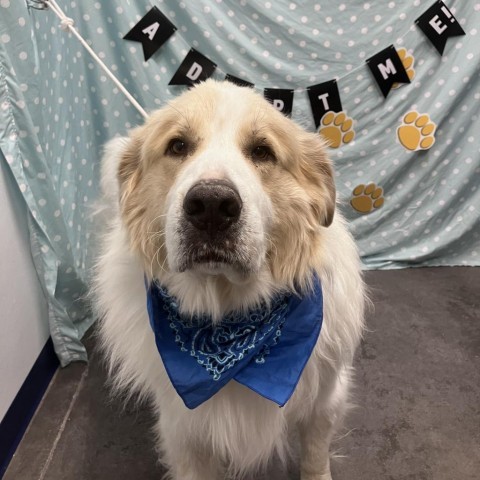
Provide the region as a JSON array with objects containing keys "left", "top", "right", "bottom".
[{"left": 0, "top": 0, "right": 479, "bottom": 365}]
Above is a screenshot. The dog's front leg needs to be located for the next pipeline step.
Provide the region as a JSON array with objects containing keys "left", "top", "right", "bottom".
[
  {"left": 168, "top": 452, "right": 223, "bottom": 480},
  {"left": 160, "top": 435, "right": 223, "bottom": 480},
  {"left": 299, "top": 409, "right": 335, "bottom": 480}
]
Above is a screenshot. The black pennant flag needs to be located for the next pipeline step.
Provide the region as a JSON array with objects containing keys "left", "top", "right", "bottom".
[
  {"left": 264, "top": 89, "right": 294, "bottom": 117},
  {"left": 169, "top": 49, "right": 217, "bottom": 86},
  {"left": 307, "top": 80, "right": 342, "bottom": 128},
  {"left": 123, "top": 6, "right": 176, "bottom": 61},
  {"left": 367, "top": 45, "right": 410, "bottom": 98},
  {"left": 225, "top": 74, "right": 254, "bottom": 88},
  {"left": 416, "top": 0, "right": 465, "bottom": 55}
]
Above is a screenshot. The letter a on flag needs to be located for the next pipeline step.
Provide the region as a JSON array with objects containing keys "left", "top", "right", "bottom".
[{"left": 123, "top": 6, "right": 177, "bottom": 61}]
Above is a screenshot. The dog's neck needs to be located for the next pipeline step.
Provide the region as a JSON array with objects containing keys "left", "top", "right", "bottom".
[{"left": 153, "top": 268, "right": 279, "bottom": 323}]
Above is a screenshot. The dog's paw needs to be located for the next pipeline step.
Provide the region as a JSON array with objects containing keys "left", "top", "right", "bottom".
[
  {"left": 350, "top": 183, "right": 384, "bottom": 214},
  {"left": 319, "top": 111, "right": 355, "bottom": 148},
  {"left": 397, "top": 111, "right": 436, "bottom": 151},
  {"left": 392, "top": 48, "right": 415, "bottom": 89}
]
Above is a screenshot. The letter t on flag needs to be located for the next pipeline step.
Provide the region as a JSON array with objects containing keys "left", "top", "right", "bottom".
[
  {"left": 123, "top": 6, "right": 177, "bottom": 61},
  {"left": 307, "top": 80, "right": 342, "bottom": 129},
  {"left": 366, "top": 45, "right": 411, "bottom": 98}
]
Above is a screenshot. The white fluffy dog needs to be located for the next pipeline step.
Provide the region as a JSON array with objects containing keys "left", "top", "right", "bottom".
[{"left": 92, "top": 80, "right": 365, "bottom": 480}]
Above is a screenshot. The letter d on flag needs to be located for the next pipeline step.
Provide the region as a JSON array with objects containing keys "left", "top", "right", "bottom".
[{"left": 169, "top": 49, "right": 217, "bottom": 86}]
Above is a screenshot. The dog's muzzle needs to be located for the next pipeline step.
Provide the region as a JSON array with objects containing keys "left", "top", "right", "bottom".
[
  {"left": 176, "top": 179, "right": 255, "bottom": 274},
  {"left": 183, "top": 179, "right": 243, "bottom": 235}
]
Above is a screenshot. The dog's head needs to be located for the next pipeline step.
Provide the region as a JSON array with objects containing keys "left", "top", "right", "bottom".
[{"left": 117, "top": 80, "right": 335, "bottom": 290}]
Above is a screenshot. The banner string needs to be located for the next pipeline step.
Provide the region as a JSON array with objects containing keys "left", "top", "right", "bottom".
[
  {"left": 204, "top": 0, "right": 459, "bottom": 92},
  {"left": 44, "top": 0, "right": 149, "bottom": 119},
  {"left": 211, "top": 25, "right": 418, "bottom": 94},
  {"left": 39, "top": 1, "right": 459, "bottom": 117}
]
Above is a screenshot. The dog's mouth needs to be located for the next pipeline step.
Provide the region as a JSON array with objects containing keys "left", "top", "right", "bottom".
[
  {"left": 178, "top": 244, "right": 248, "bottom": 273},
  {"left": 192, "top": 250, "right": 231, "bottom": 264}
]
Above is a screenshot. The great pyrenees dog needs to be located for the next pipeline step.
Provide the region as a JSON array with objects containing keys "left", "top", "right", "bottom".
[{"left": 93, "top": 80, "right": 365, "bottom": 480}]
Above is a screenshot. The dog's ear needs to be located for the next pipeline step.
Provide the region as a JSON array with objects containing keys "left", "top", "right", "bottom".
[
  {"left": 298, "top": 133, "right": 336, "bottom": 228},
  {"left": 117, "top": 130, "right": 144, "bottom": 204}
]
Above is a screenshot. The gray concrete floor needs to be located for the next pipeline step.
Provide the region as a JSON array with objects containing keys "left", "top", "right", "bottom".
[{"left": 4, "top": 267, "right": 480, "bottom": 480}]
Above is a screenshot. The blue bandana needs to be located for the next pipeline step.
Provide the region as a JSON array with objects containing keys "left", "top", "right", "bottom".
[{"left": 146, "top": 276, "right": 323, "bottom": 409}]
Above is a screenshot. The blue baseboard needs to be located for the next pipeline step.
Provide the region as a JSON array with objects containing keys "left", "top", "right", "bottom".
[{"left": 0, "top": 337, "right": 59, "bottom": 478}]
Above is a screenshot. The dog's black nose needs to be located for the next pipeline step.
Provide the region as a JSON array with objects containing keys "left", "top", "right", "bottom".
[{"left": 183, "top": 179, "right": 242, "bottom": 233}]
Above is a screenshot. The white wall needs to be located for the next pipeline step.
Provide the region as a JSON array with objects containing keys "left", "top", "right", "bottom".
[{"left": 0, "top": 160, "right": 50, "bottom": 422}]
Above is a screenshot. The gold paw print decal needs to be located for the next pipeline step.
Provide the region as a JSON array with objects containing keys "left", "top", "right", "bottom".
[
  {"left": 397, "top": 111, "right": 436, "bottom": 151},
  {"left": 351, "top": 183, "right": 384, "bottom": 214},
  {"left": 319, "top": 111, "right": 355, "bottom": 148},
  {"left": 392, "top": 48, "right": 415, "bottom": 89}
]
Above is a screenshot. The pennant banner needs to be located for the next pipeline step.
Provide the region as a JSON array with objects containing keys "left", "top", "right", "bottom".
[
  {"left": 264, "top": 88, "right": 294, "bottom": 117},
  {"left": 416, "top": 0, "right": 465, "bottom": 55},
  {"left": 123, "top": 6, "right": 177, "bottom": 61},
  {"left": 307, "top": 80, "right": 342, "bottom": 129},
  {"left": 225, "top": 74, "right": 254, "bottom": 88},
  {"left": 169, "top": 48, "right": 217, "bottom": 86},
  {"left": 122, "top": 1, "right": 466, "bottom": 132},
  {"left": 367, "top": 45, "right": 411, "bottom": 98}
]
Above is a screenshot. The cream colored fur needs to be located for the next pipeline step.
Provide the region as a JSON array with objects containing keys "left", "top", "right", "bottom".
[{"left": 92, "top": 80, "right": 365, "bottom": 480}]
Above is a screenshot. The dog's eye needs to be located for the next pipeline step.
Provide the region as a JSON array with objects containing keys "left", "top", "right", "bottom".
[
  {"left": 251, "top": 145, "right": 274, "bottom": 162},
  {"left": 167, "top": 139, "right": 188, "bottom": 156}
]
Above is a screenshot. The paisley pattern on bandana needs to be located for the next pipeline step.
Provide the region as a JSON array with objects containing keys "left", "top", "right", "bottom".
[
  {"left": 147, "top": 276, "right": 323, "bottom": 409},
  {"left": 157, "top": 286, "right": 289, "bottom": 380}
]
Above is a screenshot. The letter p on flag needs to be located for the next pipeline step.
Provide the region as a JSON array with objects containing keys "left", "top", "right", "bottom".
[{"left": 264, "top": 89, "right": 294, "bottom": 117}]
